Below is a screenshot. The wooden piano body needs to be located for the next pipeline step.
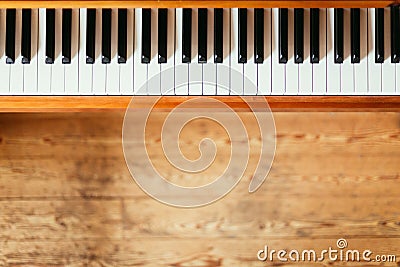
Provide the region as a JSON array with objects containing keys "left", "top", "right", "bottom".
[{"left": 0, "top": 0, "right": 399, "bottom": 112}]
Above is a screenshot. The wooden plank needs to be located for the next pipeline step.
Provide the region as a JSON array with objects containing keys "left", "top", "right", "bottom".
[
  {"left": 1, "top": 157, "right": 399, "bottom": 198},
  {"left": 0, "top": 197, "right": 399, "bottom": 241},
  {"left": 121, "top": 197, "right": 400, "bottom": 238},
  {"left": 0, "top": 96, "right": 400, "bottom": 112},
  {"left": 0, "top": 200, "right": 123, "bottom": 240},
  {"left": 1, "top": 112, "right": 400, "bottom": 139},
  {"left": 1, "top": 239, "right": 399, "bottom": 266},
  {"left": 0, "top": 0, "right": 394, "bottom": 9}
]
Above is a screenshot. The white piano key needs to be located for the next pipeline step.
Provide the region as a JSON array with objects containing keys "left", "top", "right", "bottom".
[
  {"left": 286, "top": 8, "right": 298, "bottom": 95},
  {"left": 120, "top": 9, "right": 134, "bottom": 95},
  {"left": 341, "top": 8, "right": 355, "bottom": 94},
  {"left": 51, "top": 9, "right": 64, "bottom": 95},
  {"left": 0, "top": 9, "right": 10, "bottom": 94},
  {"left": 257, "top": 8, "right": 272, "bottom": 95},
  {"left": 203, "top": 8, "right": 217, "bottom": 95},
  {"left": 230, "top": 8, "right": 244, "bottom": 95},
  {"left": 188, "top": 65, "right": 203, "bottom": 95},
  {"left": 271, "top": 8, "right": 286, "bottom": 95},
  {"left": 382, "top": 7, "right": 396, "bottom": 95},
  {"left": 148, "top": 8, "right": 161, "bottom": 95},
  {"left": 24, "top": 9, "right": 39, "bottom": 95},
  {"left": 367, "top": 8, "right": 382, "bottom": 94},
  {"left": 326, "top": 8, "right": 341, "bottom": 95},
  {"left": 397, "top": 64, "right": 400, "bottom": 94},
  {"left": 93, "top": 9, "right": 107, "bottom": 95},
  {"left": 65, "top": 8, "right": 79, "bottom": 95},
  {"left": 312, "top": 8, "right": 327, "bottom": 95},
  {"left": 160, "top": 8, "right": 175, "bottom": 95},
  {"left": 216, "top": 8, "right": 230, "bottom": 95},
  {"left": 244, "top": 8, "right": 257, "bottom": 95},
  {"left": 298, "top": 8, "right": 312, "bottom": 95},
  {"left": 10, "top": 9, "right": 24, "bottom": 95},
  {"left": 175, "top": 8, "right": 189, "bottom": 95},
  {"left": 106, "top": 8, "right": 120, "bottom": 95},
  {"left": 38, "top": 8, "right": 51, "bottom": 94},
  {"left": 189, "top": 8, "right": 202, "bottom": 95},
  {"left": 78, "top": 8, "right": 93, "bottom": 95},
  {"left": 134, "top": 9, "right": 149, "bottom": 95},
  {"left": 354, "top": 8, "right": 368, "bottom": 94}
]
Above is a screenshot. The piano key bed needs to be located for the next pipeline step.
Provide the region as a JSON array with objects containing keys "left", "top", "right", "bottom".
[{"left": 0, "top": 1, "right": 399, "bottom": 111}]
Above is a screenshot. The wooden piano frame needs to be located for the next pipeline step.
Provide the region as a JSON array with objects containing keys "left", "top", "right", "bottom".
[
  {"left": 0, "top": 0, "right": 399, "bottom": 112},
  {"left": 0, "top": 96, "right": 399, "bottom": 112}
]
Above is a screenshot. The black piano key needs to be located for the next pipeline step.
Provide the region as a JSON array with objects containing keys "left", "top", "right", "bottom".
[
  {"left": 310, "top": 8, "right": 319, "bottom": 64},
  {"left": 350, "top": 8, "right": 360, "bottom": 64},
  {"left": 391, "top": 6, "right": 400, "bottom": 63},
  {"left": 238, "top": 8, "right": 247, "bottom": 63},
  {"left": 141, "top": 8, "right": 151, "bottom": 64},
  {"left": 102, "top": 9, "right": 112, "bottom": 64},
  {"left": 118, "top": 9, "right": 127, "bottom": 64},
  {"left": 279, "top": 8, "right": 288, "bottom": 64},
  {"left": 158, "top": 8, "right": 168, "bottom": 64},
  {"left": 45, "top": 9, "right": 55, "bottom": 64},
  {"left": 334, "top": 8, "right": 344, "bottom": 64},
  {"left": 214, "top": 8, "right": 223, "bottom": 63},
  {"left": 6, "top": 9, "right": 16, "bottom": 64},
  {"left": 254, "top": 8, "right": 264, "bottom": 64},
  {"left": 86, "top": 9, "right": 96, "bottom": 64},
  {"left": 21, "top": 9, "right": 32, "bottom": 64},
  {"left": 375, "top": 8, "right": 384, "bottom": 63},
  {"left": 182, "top": 8, "right": 192, "bottom": 63},
  {"left": 294, "top": 8, "right": 304, "bottom": 64},
  {"left": 198, "top": 8, "right": 208, "bottom": 63},
  {"left": 62, "top": 9, "right": 72, "bottom": 64}
]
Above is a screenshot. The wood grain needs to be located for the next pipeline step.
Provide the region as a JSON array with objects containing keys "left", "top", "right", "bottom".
[
  {"left": 0, "top": 112, "right": 399, "bottom": 266},
  {"left": 0, "top": 0, "right": 394, "bottom": 8},
  {"left": 1, "top": 238, "right": 398, "bottom": 266},
  {"left": 1, "top": 96, "right": 400, "bottom": 112}
]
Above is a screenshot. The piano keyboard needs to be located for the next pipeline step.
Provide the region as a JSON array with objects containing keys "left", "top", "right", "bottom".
[{"left": 0, "top": 8, "right": 399, "bottom": 96}]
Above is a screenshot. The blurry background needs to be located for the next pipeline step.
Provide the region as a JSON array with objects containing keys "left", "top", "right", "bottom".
[{"left": 0, "top": 112, "right": 399, "bottom": 266}]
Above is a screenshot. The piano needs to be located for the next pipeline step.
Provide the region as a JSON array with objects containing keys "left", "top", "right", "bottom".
[{"left": 0, "top": 0, "right": 399, "bottom": 111}]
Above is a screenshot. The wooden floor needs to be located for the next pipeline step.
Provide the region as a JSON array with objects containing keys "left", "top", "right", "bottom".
[{"left": 0, "top": 112, "right": 399, "bottom": 266}]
